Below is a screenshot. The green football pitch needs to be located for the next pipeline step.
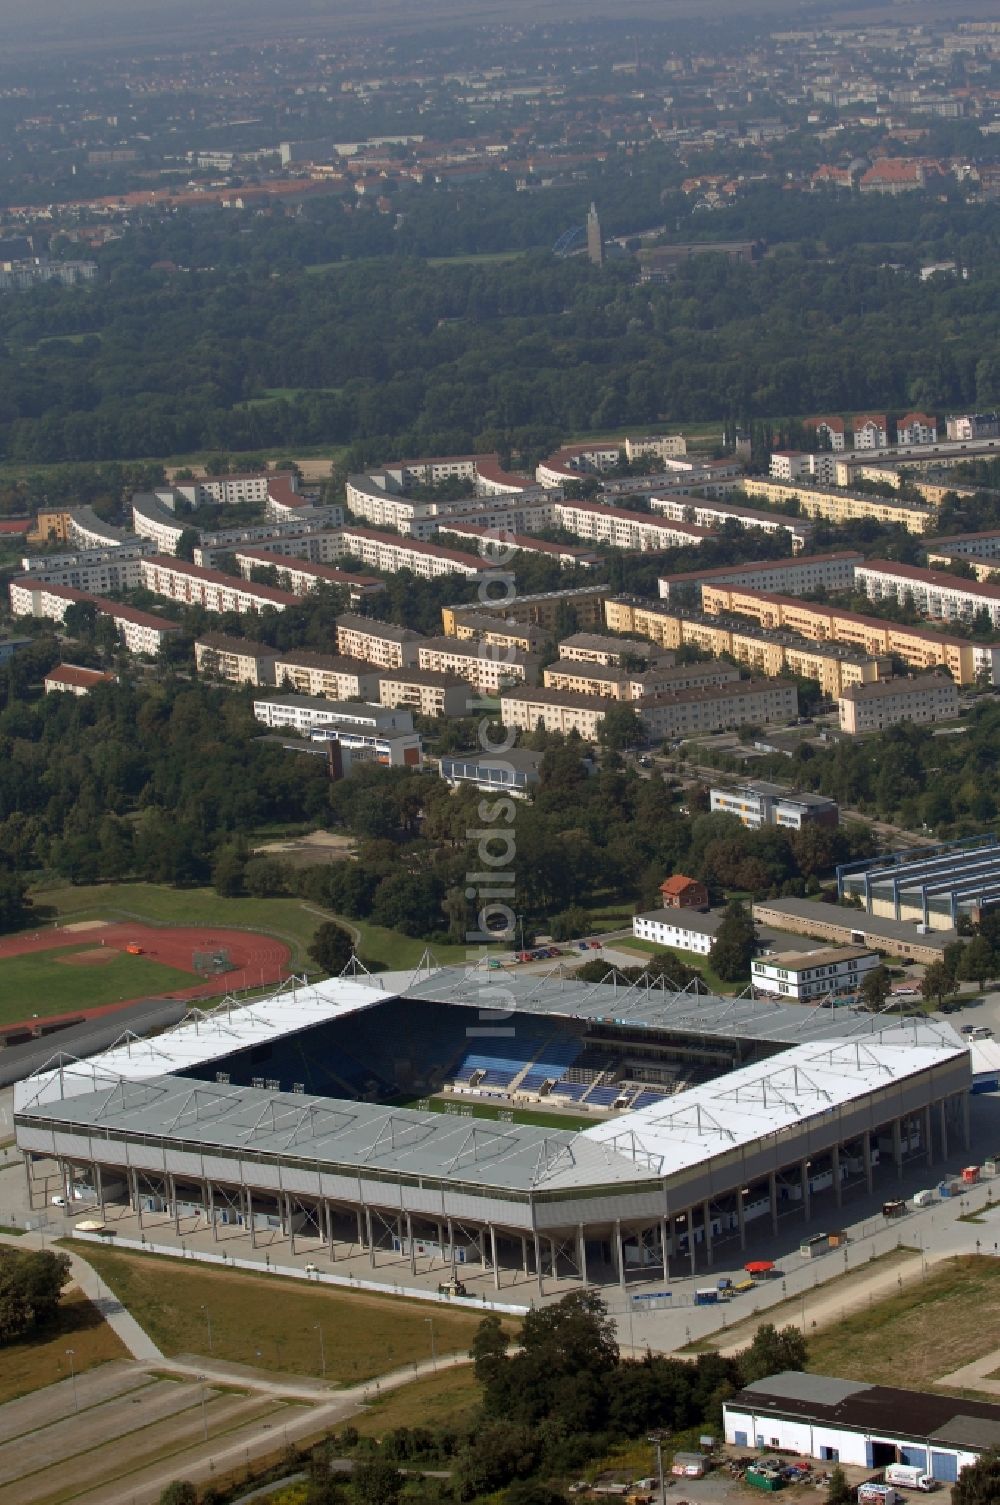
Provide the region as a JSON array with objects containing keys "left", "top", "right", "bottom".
[{"left": 0, "top": 946, "right": 197, "bottom": 1027}]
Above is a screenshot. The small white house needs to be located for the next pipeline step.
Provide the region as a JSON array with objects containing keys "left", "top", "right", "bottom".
[
  {"left": 751, "top": 945, "right": 880, "bottom": 1002},
  {"left": 632, "top": 909, "right": 723, "bottom": 957}
]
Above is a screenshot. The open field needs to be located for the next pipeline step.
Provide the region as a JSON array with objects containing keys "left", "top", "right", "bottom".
[
  {"left": 351, "top": 1363, "right": 481, "bottom": 1436},
  {"left": 805, "top": 1255, "right": 1000, "bottom": 1390},
  {"left": 427, "top": 250, "right": 525, "bottom": 267},
  {"left": 0, "top": 1288, "right": 128, "bottom": 1405},
  {"left": 62, "top": 1243, "right": 498, "bottom": 1383},
  {"left": 31, "top": 881, "right": 474, "bottom": 973},
  {"left": 0, "top": 947, "right": 197, "bottom": 1026}
]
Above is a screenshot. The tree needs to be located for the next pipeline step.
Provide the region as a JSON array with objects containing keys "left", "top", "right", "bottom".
[
  {"left": 860, "top": 965, "right": 891, "bottom": 1012},
  {"left": 826, "top": 1466, "right": 852, "bottom": 1505},
  {"left": 158, "top": 1485, "right": 198, "bottom": 1505},
  {"left": 951, "top": 1448, "right": 1000, "bottom": 1505},
  {"left": 211, "top": 843, "right": 246, "bottom": 898},
  {"left": 309, "top": 921, "right": 355, "bottom": 976},
  {"left": 738, "top": 1322, "right": 808, "bottom": 1386},
  {"left": 710, "top": 900, "right": 757, "bottom": 983},
  {"left": 0, "top": 1250, "right": 70, "bottom": 1342},
  {"left": 353, "top": 1458, "right": 404, "bottom": 1505},
  {"left": 958, "top": 935, "right": 996, "bottom": 991},
  {"left": 597, "top": 704, "right": 644, "bottom": 752},
  {"left": 921, "top": 959, "right": 952, "bottom": 1011}
]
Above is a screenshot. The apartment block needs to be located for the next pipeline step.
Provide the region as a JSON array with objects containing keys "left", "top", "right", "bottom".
[
  {"left": 897, "top": 412, "right": 938, "bottom": 445},
  {"left": 946, "top": 413, "right": 999, "bottom": 441},
  {"left": 376, "top": 669, "right": 470, "bottom": 718},
  {"left": 542, "top": 657, "right": 740, "bottom": 701},
  {"left": 855, "top": 558, "right": 1000, "bottom": 629},
  {"left": 140, "top": 557, "right": 299, "bottom": 614},
  {"left": 838, "top": 674, "right": 959, "bottom": 735},
  {"left": 335, "top": 613, "right": 423, "bottom": 669},
  {"left": 552, "top": 497, "right": 712, "bottom": 550},
  {"left": 853, "top": 414, "right": 890, "bottom": 450},
  {"left": 232, "top": 548, "right": 384, "bottom": 604},
  {"left": 658, "top": 551, "right": 863, "bottom": 604},
  {"left": 132, "top": 492, "right": 187, "bottom": 553},
  {"left": 557, "top": 631, "right": 674, "bottom": 666},
  {"left": 11, "top": 544, "right": 151, "bottom": 595},
  {"left": 500, "top": 676, "right": 796, "bottom": 741},
  {"left": 437, "top": 523, "right": 600, "bottom": 569},
  {"left": 751, "top": 946, "right": 879, "bottom": 1001},
  {"left": 194, "top": 634, "right": 280, "bottom": 686},
  {"left": 417, "top": 637, "right": 538, "bottom": 694},
  {"left": 605, "top": 596, "right": 885, "bottom": 698},
  {"left": 741, "top": 478, "right": 933, "bottom": 534},
  {"left": 271, "top": 652, "right": 383, "bottom": 701},
  {"left": 647, "top": 492, "right": 813, "bottom": 551},
  {"left": 624, "top": 434, "right": 687, "bottom": 463},
  {"left": 442, "top": 585, "right": 610, "bottom": 636},
  {"left": 447, "top": 611, "right": 547, "bottom": 655},
  {"left": 499, "top": 687, "right": 609, "bottom": 739},
  {"left": 700, "top": 583, "right": 984, "bottom": 684},
  {"left": 252, "top": 694, "right": 414, "bottom": 735},
  {"left": 9, "top": 578, "right": 181, "bottom": 656},
  {"left": 339, "top": 526, "right": 489, "bottom": 580}
]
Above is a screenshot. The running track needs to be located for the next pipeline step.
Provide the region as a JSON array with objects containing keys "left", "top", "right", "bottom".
[{"left": 0, "top": 922, "right": 293, "bottom": 1032}]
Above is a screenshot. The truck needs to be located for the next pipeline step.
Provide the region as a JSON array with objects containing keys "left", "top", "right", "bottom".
[
  {"left": 884, "top": 1466, "right": 936, "bottom": 1492},
  {"left": 858, "top": 1485, "right": 901, "bottom": 1505}
]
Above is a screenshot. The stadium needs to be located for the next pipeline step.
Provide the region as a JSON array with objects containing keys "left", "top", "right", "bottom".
[{"left": 13, "top": 963, "right": 972, "bottom": 1300}]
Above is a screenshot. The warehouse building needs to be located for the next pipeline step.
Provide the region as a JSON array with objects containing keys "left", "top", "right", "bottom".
[
  {"left": 724, "top": 1371, "right": 1000, "bottom": 1483},
  {"left": 838, "top": 836, "right": 1000, "bottom": 930}
]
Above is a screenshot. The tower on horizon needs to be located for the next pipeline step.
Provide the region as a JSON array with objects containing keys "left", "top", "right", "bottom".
[{"left": 586, "top": 201, "right": 604, "bottom": 267}]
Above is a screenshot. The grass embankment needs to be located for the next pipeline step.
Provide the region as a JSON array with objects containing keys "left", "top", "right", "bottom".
[
  {"left": 351, "top": 1365, "right": 482, "bottom": 1436},
  {"left": 614, "top": 937, "right": 740, "bottom": 995},
  {"left": 0, "top": 947, "right": 197, "bottom": 1026},
  {"left": 30, "top": 880, "right": 473, "bottom": 973},
  {"left": 62, "top": 1244, "right": 498, "bottom": 1383},
  {"left": 0, "top": 1288, "right": 128, "bottom": 1405},
  {"left": 805, "top": 1255, "right": 1000, "bottom": 1389}
]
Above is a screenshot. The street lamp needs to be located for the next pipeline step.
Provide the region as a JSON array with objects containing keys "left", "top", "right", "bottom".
[
  {"left": 425, "top": 1316, "right": 437, "bottom": 1369},
  {"left": 648, "top": 1432, "right": 667, "bottom": 1505},
  {"left": 65, "top": 1348, "right": 78, "bottom": 1413},
  {"left": 201, "top": 1304, "right": 213, "bottom": 1354},
  {"left": 198, "top": 1374, "right": 208, "bottom": 1442},
  {"left": 315, "top": 1323, "right": 327, "bottom": 1380}
]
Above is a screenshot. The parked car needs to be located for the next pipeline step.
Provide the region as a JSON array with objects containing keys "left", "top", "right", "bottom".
[{"left": 589, "top": 940, "right": 603, "bottom": 949}]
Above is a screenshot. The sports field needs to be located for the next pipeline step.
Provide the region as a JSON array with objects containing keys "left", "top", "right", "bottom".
[{"left": 0, "top": 947, "right": 196, "bottom": 1026}]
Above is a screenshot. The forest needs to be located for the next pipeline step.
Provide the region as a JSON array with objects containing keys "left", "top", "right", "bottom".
[{"left": 2, "top": 182, "right": 1000, "bottom": 468}]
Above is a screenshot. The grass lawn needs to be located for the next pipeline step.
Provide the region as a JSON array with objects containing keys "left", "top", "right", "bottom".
[
  {"left": 62, "top": 1244, "right": 499, "bottom": 1383},
  {"left": 0, "top": 1287, "right": 128, "bottom": 1404},
  {"left": 352, "top": 1364, "right": 481, "bottom": 1437},
  {"left": 401, "top": 1096, "right": 595, "bottom": 1132},
  {"left": 0, "top": 946, "right": 197, "bottom": 1025},
  {"left": 806, "top": 1256, "right": 1000, "bottom": 1388},
  {"left": 614, "top": 937, "right": 741, "bottom": 995},
  {"left": 31, "top": 880, "right": 475, "bottom": 974}
]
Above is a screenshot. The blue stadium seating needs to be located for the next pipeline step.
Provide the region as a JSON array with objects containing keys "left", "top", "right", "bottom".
[
  {"left": 550, "top": 1081, "right": 590, "bottom": 1102},
  {"left": 584, "top": 1084, "right": 623, "bottom": 1107},
  {"left": 630, "top": 1089, "right": 669, "bottom": 1110}
]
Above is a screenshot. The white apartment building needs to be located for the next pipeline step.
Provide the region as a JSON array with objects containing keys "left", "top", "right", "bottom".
[
  {"left": 631, "top": 908, "right": 724, "bottom": 957},
  {"left": 648, "top": 493, "right": 813, "bottom": 551},
  {"left": 139, "top": 557, "right": 299, "bottom": 615},
  {"left": 194, "top": 634, "right": 280, "bottom": 686},
  {"left": 897, "top": 412, "right": 938, "bottom": 445},
  {"left": 251, "top": 695, "right": 413, "bottom": 735},
  {"left": 232, "top": 549, "right": 383, "bottom": 604},
  {"left": 376, "top": 670, "right": 470, "bottom": 718},
  {"left": 853, "top": 415, "right": 890, "bottom": 449},
  {"left": 339, "top": 526, "right": 487, "bottom": 580},
  {"left": 557, "top": 632, "right": 673, "bottom": 666},
  {"left": 11, "top": 546, "right": 149, "bottom": 595},
  {"left": 417, "top": 637, "right": 538, "bottom": 694},
  {"left": 335, "top": 614, "right": 423, "bottom": 669},
  {"left": 552, "top": 499, "right": 711, "bottom": 550},
  {"left": 769, "top": 451, "right": 811, "bottom": 481},
  {"left": 810, "top": 418, "right": 846, "bottom": 452},
  {"left": 838, "top": 675, "right": 959, "bottom": 735},
  {"left": 709, "top": 781, "right": 839, "bottom": 830},
  {"left": 854, "top": 558, "right": 1000, "bottom": 629},
  {"left": 658, "top": 551, "right": 863, "bottom": 603},
  {"left": 66, "top": 507, "right": 129, "bottom": 550},
  {"left": 635, "top": 679, "right": 798, "bottom": 739},
  {"left": 946, "top": 412, "right": 999, "bottom": 441},
  {"left": 131, "top": 492, "right": 187, "bottom": 553},
  {"left": 624, "top": 434, "right": 687, "bottom": 463},
  {"left": 751, "top": 946, "right": 879, "bottom": 1002},
  {"left": 271, "top": 653, "right": 383, "bottom": 701},
  {"left": 9, "top": 579, "right": 181, "bottom": 656},
  {"left": 173, "top": 473, "right": 272, "bottom": 507},
  {"left": 500, "top": 687, "right": 609, "bottom": 739}
]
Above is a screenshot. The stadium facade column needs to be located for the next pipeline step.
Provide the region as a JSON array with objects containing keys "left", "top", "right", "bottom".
[
  {"left": 365, "top": 1205, "right": 375, "bottom": 1266},
  {"left": 170, "top": 1173, "right": 180, "bottom": 1234},
  {"left": 533, "top": 1230, "right": 544, "bottom": 1296},
  {"left": 550, "top": 1238, "right": 558, "bottom": 1282},
  {"left": 22, "top": 1152, "right": 33, "bottom": 1211},
  {"left": 892, "top": 1117, "right": 903, "bottom": 1180},
  {"left": 246, "top": 1187, "right": 256, "bottom": 1248},
  {"left": 406, "top": 1212, "right": 416, "bottom": 1274},
  {"left": 447, "top": 1217, "right": 456, "bottom": 1277},
  {"left": 863, "top": 1132, "right": 874, "bottom": 1194},
  {"left": 95, "top": 1162, "right": 105, "bottom": 1221},
  {"left": 521, "top": 1235, "right": 529, "bottom": 1276},
  {"left": 661, "top": 1215, "right": 670, "bottom": 1280},
  {"left": 615, "top": 1217, "right": 626, "bottom": 1288},
  {"left": 768, "top": 1171, "right": 778, "bottom": 1234},
  {"left": 963, "top": 1092, "right": 971, "bottom": 1151},
  {"left": 831, "top": 1143, "right": 842, "bottom": 1207},
  {"left": 736, "top": 1191, "right": 746, "bottom": 1251},
  {"left": 287, "top": 1194, "right": 296, "bottom": 1256},
  {"left": 939, "top": 1099, "right": 949, "bottom": 1160},
  {"left": 491, "top": 1224, "right": 500, "bottom": 1289},
  {"left": 925, "top": 1105, "right": 934, "bottom": 1168},
  {"left": 800, "top": 1159, "right": 811, "bottom": 1221},
  {"left": 686, "top": 1208, "right": 696, "bottom": 1278},
  {"left": 132, "top": 1167, "right": 143, "bottom": 1229},
  {"left": 577, "top": 1224, "right": 587, "bottom": 1287},
  {"left": 702, "top": 1199, "right": 713, "bottom": 1267},
  {"left": 207, "top": 1180, "right": 217, "bottom": 1240},
  {"left": 355, "top": 1207, "right": 364, "bottom": 1250}
]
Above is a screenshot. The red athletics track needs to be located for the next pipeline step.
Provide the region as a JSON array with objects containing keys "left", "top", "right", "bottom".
[{"left": 0, "top": 922, "right": 293, "bottom": 1031}]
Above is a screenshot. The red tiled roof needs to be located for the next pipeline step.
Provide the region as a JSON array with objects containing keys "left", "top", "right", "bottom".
[
  {"left": 45, "top": 663, "right": 115, "bottom": 689},
  {"left": 660, "top": 874, "right": 703, "bottom": 895},
  {"left": 143, "top": 555, "right": 301, "bottom": 606}
]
